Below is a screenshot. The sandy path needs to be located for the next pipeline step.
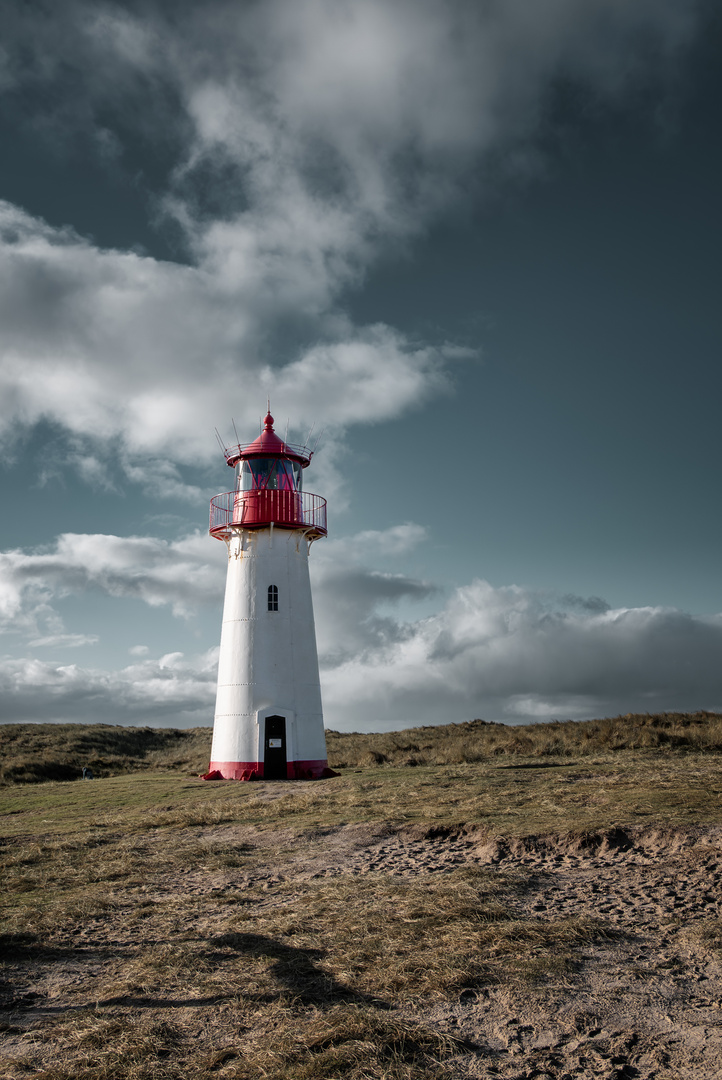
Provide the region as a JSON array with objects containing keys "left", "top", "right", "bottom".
[
  {"left": 3, "top": 824, "right": 722, "bottom": 1078},
  {"left": 341, "top": 825, "right": 722, "bottom": 1079}
]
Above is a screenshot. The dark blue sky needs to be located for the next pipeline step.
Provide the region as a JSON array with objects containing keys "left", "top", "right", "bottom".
[{"left": 342, "top": 25, "right": 722, "bottom": 612}]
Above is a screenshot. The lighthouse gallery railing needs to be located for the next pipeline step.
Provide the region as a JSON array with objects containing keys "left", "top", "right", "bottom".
[{"left": 209, "top": 489, "right": 327, "bottom": 537}]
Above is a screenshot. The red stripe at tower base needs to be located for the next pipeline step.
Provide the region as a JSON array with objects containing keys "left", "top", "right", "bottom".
[{"left": 203, "top": 759, "right": 338, "bottom": 781}]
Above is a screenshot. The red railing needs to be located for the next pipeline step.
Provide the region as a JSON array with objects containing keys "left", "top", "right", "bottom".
[{"left": 209, "top": 490, "right": 327, "bottom": 538}]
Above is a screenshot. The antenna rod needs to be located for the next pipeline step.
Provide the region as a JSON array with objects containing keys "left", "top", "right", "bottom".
[
  {"left": 305, "top": 421, "right": 316, "bottom": 447},
  {"left": 214, "top": 428, "right": 227, "bottom": 456},
  {"left": 311, "top": 426, "right": 325, "bottom": 455},
  {"left": 231, "top": 417, "right": 240, "bottom": 446},
  {"left": 284, "top": 418, "right": 289, "bottom": 445}
]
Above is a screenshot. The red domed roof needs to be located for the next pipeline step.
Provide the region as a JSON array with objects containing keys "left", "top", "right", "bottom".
[
  {"left": 242, "top": 412, "right": 287, "bottom": 456},
  {"left": 222, "top": 411, "right": 312, "bottom": 467}
]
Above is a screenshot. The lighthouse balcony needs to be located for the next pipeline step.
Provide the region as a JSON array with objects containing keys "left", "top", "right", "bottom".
[{"left": 210, "top": 489, "right": 327, "bottom": 539}]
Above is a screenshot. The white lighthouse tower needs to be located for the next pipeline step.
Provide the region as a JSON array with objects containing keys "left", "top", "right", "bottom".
[{"left": 205, "top": 410, "right": 334, "bottom": 781}]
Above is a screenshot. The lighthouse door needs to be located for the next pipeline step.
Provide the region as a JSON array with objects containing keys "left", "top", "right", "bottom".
[{"left": 264, "top": 715, "right": 287, "bottom": 780}]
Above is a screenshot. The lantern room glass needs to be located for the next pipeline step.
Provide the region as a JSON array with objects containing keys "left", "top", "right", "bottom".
[{"left": 238, "top": 459, "right": 303, "bottom": 491}]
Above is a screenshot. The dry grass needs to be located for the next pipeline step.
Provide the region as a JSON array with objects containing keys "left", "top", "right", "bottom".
[
  {"left": 1, "top": 838, "right": 609, "bottom": 1080},
  {"left": 684, "top": 917, "right": 722, "bottom": 956},
  {"left": 12, "top": 1007, "right": 466, "bottom": 1080},
  {"left": 3, "top": 720, "right": 722, "bottom": 1078},
  {"left": 2, "top": 744, "right": 722, "bottom": 844},
  {"left": 0, "top": 725, "right": 211, "bottom": 785},
  {"left": 3, "top": 711, "right": 722, "bottom": 786},
  {"left": 326, "top": 710, "right": 722, "bottom": 767},
  {"left": 235, "top": 869, "right": 609, "bottom": 998}
]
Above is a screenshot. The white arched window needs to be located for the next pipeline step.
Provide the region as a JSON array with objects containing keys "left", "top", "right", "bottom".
[{"left": 268, "top": 585, "right": 279, "bottom": 611}]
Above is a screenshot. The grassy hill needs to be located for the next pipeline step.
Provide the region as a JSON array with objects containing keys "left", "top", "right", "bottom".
[{"left": 1, "top": 711, "right": 721, "bottom": 785}]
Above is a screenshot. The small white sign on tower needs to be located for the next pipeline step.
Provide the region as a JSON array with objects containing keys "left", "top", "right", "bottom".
[{"left": 204, "top": 411, "right": 334, "bottom": 781}]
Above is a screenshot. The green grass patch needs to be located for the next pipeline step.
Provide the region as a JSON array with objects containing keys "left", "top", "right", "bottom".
[{"left": 2, "top": 751, "right": 722, "bottom": 842}]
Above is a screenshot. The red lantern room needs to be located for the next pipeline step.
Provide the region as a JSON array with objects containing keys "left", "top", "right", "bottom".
[{"left": 209, "top": 412, "right": 327, "bottom": 540}]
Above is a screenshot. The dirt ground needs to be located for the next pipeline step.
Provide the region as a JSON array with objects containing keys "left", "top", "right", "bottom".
[
  {"left": 3, "top": 819, "right": 722, "bottom": 1079},
  {"left": 368, "top": 823, "right": 722, "bottom": 1078}
]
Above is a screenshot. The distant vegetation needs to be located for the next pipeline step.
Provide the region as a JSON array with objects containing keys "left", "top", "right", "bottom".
[
  {"left": 0, "top": 724, "right": 211, "bottom": 785},
  {"left": 326, "top": 711, "right": 722, "bottom": 767},
  {"left": 1, "top": 711, "right": 721, "bottom": 785}
]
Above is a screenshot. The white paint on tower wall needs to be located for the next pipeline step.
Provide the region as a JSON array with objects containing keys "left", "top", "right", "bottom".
[{"left": 209, "top": 522, "right": 327, "bottom": 777}]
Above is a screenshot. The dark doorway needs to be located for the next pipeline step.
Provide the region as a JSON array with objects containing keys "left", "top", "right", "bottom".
[{"left": 264, "top": 715, "right": 287, "bottom": 779}]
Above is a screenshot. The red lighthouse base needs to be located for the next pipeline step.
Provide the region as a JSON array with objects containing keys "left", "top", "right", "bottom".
[{"left": 203, "top": 759, "right": 339, "bottom": 781}]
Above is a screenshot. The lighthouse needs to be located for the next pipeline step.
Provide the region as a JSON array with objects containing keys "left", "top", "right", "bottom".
[{"left": 205, "top": 411, "right": 334, "bottom": 781}]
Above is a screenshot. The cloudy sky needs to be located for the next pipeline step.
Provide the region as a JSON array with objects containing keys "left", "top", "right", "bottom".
[{"left": 1, "top": 0, "right": 721, "bottom": 732}]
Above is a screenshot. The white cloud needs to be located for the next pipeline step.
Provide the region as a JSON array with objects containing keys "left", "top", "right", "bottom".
[
  {"left": 311, "top": 523, "right": 435, "bottom": 664},
  {"left": 0, "top": 0, "right": 705, "bottom": 484},
  {"left": 1, "top": 569, "right": 719, "bottom": 729},
  {"left": 27, "top": 633, "right": 99, "bottom": 649},
  {"left": 0, "top": 650, "right": 217, "bottom": 724},
  {"left": 0, "top": 530, "right": 226, "bottom": 640},
  {"left": 0, "top": 525, "right": 720, "bottom": 727},
  {"left": 0, "top": 201, "right": 447, "bottom": 489},
  {"left": 318, "top": 523, "right": 428, "bottom": 563},
  {"left": 320, "top": 579, "right": 722, "bottom": 728}
]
